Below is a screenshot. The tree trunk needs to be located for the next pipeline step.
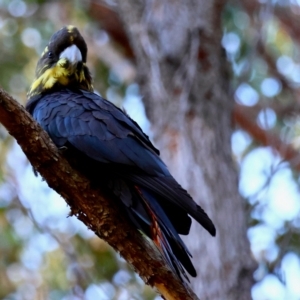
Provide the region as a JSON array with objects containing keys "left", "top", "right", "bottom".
[{"left": 115, "top": 1, "right": 256, "bottom": 299}]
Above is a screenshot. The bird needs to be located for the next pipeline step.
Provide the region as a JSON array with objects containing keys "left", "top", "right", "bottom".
[{"left": 26, "top": 25, "right": 216, "bottom": 282}]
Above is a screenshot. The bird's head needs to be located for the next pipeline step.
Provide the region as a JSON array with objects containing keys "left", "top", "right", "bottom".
[{"left": 28, "top": 25, "right": 93, "bottom": 98}]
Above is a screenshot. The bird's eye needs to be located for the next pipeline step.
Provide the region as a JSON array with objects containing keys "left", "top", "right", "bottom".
[{"left": 48, "top": 51, "right": 54, "bottom": 59}]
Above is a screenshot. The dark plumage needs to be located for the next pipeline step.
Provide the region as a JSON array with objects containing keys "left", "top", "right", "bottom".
[{"left": 26, "top": 26, "right": 216, "bottom": 281}]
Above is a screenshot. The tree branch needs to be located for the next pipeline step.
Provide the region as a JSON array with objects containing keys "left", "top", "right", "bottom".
[
  {"left": 233, "top": 105, "right": 300, "bottom": 171},
  {"left": 0, "top": 87, "right": 199, "bottom": 300}
]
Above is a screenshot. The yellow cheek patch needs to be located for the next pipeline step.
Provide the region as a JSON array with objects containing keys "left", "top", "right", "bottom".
[{"left": 28, "top": 60, "right": 71, "bottom": 96}]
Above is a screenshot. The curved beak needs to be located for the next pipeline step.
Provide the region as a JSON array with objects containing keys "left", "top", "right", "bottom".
[{"left": 59, "top": 44, "right": 82, "bottom": 67}]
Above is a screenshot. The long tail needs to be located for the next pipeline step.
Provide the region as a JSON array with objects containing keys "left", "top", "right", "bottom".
[{"left": 133, "top": 185, "right": 196, "bottom": 281}]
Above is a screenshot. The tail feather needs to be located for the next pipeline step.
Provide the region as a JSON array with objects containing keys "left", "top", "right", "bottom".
[
  {"left": 120, "top": 172, "right": 216, "bottom": 236},
  {"left": 135, "top": 186, "right": 196, "bottom": 281},
  {"left": 110, "top": 176, "right": 203, "bottom": 281}
]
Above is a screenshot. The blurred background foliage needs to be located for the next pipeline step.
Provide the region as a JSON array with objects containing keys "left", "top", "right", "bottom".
[{"left": 1, "top": 0, "right": 300, "bottom": 299}]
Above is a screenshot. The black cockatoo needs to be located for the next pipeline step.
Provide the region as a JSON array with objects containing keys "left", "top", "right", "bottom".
[{"left": 26, "top": 26, "right": 216, "bottom": 282}]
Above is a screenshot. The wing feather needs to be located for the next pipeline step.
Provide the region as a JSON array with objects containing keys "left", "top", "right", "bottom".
[{"left": 27, "top": 89, "right": 215, "bottom": 237}]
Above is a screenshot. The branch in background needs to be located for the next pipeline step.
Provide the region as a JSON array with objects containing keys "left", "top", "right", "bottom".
[
  {"left": 239, "top": 101, "right": 300, "bottom": 119},
  {"left": 89, "top": 1, "right": 135, "bottom": 59},
  {"left": 257, "top": 23, "right": 300, "bottom": 117},
  {"left": 276, "top": 7, "right": 300, "bottom": 45},
  {"left": 243, "top": 0, "right": 300, "bottom": 100},
  {"left": 242, "top": 0, "right": 300, "bottom": 43},
  {"left": 234, "top": 105, "right": 300, "bottom": 171},
  {"left": 0, "top": 88, "right": 199, "bottom": 300},
  {"left": 256, "top": 40, "right": 291, "bottom": 91}
]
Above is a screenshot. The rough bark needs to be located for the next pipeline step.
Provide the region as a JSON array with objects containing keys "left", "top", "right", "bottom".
[
  {"left": 115, "top": 1, "right": 256, "bottom": 299},
  {"left": 0, "top": 88, "right": 199, "bottom": 300}
]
